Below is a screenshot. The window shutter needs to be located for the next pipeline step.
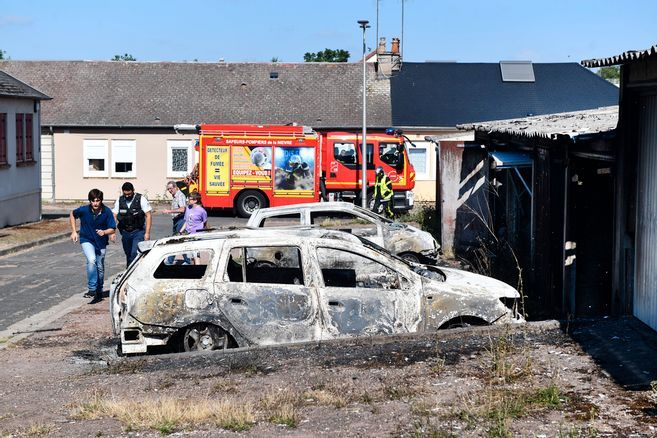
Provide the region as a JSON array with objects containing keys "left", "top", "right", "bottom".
[
  {"left": 0, "top": 113, "right": 6, "bottom": 164},
  {"left": 15, "top": 114, "right": 24, "bottom": 162},
  {"left": 25, "top": 114, "right": 33, "bottom": 161}
]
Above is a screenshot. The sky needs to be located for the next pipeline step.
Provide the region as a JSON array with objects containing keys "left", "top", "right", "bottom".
[{"left": 0, "top": 0, "right": 655, "bottom": 64}]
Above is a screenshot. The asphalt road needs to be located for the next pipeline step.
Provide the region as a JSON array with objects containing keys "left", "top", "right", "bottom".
[{"left": 0, "top": 212, "right": 247, "bottom": 332}]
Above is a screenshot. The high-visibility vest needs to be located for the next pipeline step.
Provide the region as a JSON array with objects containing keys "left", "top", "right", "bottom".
[{"left": 374, "top": 174, "right": 393, "bottom": 200}]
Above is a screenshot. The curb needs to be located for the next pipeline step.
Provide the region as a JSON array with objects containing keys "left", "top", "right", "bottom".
[{"left": 0, "top": 231, "right": 70, "bottom": 258}]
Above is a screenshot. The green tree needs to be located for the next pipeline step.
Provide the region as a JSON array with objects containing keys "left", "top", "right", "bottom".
[
  {"left": 303, "top": 49, "right": 349, "bottom": 62},
  {"left": 598, "top": 66, "right": 620, "bottom": 82},
  {"left": 112, "top": 53, "right": 136, "bottom": 61},
  {"left": 0, "top": 49, "right": 6, "bottom": 60}
]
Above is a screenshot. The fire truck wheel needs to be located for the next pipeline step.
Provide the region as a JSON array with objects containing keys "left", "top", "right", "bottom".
[{"left": 236, "top": 190, "right": 267, "bottom": 218}]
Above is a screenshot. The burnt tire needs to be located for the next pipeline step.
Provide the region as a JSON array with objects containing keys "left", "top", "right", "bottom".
[
  {"left": 182, "top": 324, "right": 229, "bottom": 351},
  {"left": 399, "top": 252, "right": 421, "bottom": 264},
  {"left": 235, "top": 190, "right": 266, "bottom": 218}
]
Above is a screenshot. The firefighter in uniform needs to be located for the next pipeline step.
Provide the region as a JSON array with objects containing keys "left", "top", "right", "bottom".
[{"left": 372, "top": 166, "right": 394, "bottom": 218}]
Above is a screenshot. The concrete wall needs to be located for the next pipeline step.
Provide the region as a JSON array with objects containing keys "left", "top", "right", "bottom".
[
  {"left": 41, "top": 133, "right": 54, "bottom": 201},
  {"left": 402, "top": 130, "right": 476, "bottom": 257},
  {"left": 0, "top": 97, "right": 41, "bottom": 227},
  {"left": 51, "top": 130, "right": 197, "bottom": 202}
]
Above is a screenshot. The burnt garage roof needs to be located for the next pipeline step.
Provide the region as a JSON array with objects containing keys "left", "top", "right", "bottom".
[
  {"left": 390, "top": 62, "right": 618, "bottom": 127},
  {"left": 0, "top": 61, "right": 391, "bottom": 129},
  {"left": 458, "top": 105, "right": 618, "bottom": 140},
  {"left": 582, "top": 44, "right": 657, "bottom": 67}
]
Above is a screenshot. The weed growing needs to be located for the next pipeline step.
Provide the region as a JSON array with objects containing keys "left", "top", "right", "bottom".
[{"left": 69, "top": 392, "right": 256, "bottom": 433}]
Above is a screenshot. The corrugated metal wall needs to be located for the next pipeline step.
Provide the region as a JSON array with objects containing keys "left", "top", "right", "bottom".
[{"left": 634, "top": 94, "right": 657, "bottom": 331}]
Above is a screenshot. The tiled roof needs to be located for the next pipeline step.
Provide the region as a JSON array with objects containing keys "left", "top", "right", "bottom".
[
  {"left": 581, "top": 44, "right": 657, "bottom": 67},
  {"left": 0, "top": 61, "right": 391, "bottom": 129},
  {"left": 458, "top": 106, "right": 618, "bottom": 140},
  {"left": 0, "top": 69, "right": 50, "bottom": 100},
  {"left": 390, "top": 62, "right": 618, "bottom": 127}
]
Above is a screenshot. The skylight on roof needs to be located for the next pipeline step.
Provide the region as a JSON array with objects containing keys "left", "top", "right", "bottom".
[{"left": 500, "top": 61, "right": 535, "bottom": 82}]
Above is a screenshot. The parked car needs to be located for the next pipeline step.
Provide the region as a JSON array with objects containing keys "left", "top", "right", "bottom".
[
  {"left": 246, "top": 202, "right": 440, "bottom": 264},
  {"left": 111, "top": 228, "right": 524, "bottom": 354}
]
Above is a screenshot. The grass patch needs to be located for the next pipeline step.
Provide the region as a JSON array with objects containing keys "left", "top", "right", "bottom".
[
  {"left": 528, "top": 384, "right": 564, "bottom": 408},
  {"left": 447, "top": 383, "right": 567, "bottom": 436},
  {"left": 69, "top": 391, "right": 255, "bottom": 433},
  {"left": 260, "top": 388, "right": 304, "bottom": 410},
  {"left": 485, "top": 333, "right": 533, "bottom": 384},
  {"left": 21, "top": 423, "right": 53, "bottom": 437},
  {"left": 385, "top": 382, "right": 420, "bottom": 401},
  {"left": 303, "top": 388, "right": 348, "bottom": 408},
  {"left": 268, "top": 403, "right": 298, "bottom": 428}
]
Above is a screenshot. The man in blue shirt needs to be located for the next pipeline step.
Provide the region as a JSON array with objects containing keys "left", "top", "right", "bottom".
[{"left": 69, "top": 189, "right": 117, "bottom": 303}]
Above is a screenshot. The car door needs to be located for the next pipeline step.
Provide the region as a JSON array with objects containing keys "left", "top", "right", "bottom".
[
  {"left": 215, "top": 244, "right": 318, "bottom": 345},
  {"left": 314, "top": 245, "right": 409, "bottom": 336}
]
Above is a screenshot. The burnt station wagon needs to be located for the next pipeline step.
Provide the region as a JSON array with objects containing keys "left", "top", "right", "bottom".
[{"left": 111, "top": 228, "right": 523, "bottom": 354}]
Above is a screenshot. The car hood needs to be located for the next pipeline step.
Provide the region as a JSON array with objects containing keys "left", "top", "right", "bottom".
[
  {"left": 385, "top": 223, "right": 439, "bottom": 254},
  {"left": 420, "top": 266, "right": 519, "bottom": 299}
]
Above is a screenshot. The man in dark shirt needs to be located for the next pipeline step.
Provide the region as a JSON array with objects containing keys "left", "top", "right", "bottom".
[{"left": 70, "top": 189, "right": 116, "bottom": 303}]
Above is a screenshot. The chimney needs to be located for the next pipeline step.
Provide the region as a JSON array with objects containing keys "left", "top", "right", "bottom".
[
  {"left": 391, "top": 38, "right": 400, "bottom": 55},
  {"left": 378, "top": 37, "right": 387, "bottom": 54},
  {"left": 375, "top": 36, "right": 402, "bottom": 77}
]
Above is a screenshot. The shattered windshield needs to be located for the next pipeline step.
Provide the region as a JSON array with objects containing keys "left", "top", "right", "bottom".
[{"left": 353, "top": 206, "right": 405, "bottom": 230}]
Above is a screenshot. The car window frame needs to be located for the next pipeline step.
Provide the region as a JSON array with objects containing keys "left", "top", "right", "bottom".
[
  {"left": 221, "top": 244, "right": 306, "bottom": 287},
  {"left": 315, "top": 245, "right": 402, "bottom": 290}
]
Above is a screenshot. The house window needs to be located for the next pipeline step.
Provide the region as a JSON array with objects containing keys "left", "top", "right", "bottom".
[
  {"left": 0, "top": 113, "right": 6, "bottom": 165},
  {"left": 111, "top": 139, "right": 136, "bottom": 177},
  {"left": 409, "top": 141, "right": 431, "bottom": 180},
  {"left": 167, "top": 140, "right": 193, "bottom": 177},
  {"left": 15, "top": 114, "right": 24, "bottom": 163},
  {"left": 83, "top": 139, "right": 109, "bottom": 177}
]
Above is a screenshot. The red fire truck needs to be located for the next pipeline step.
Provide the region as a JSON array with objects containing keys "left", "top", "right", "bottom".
[{"left": 174, "top": 124, "right": 416, "bottom": 217}]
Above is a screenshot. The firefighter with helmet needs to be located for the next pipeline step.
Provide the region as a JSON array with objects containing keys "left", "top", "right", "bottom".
[{"left": 373, "top": 166, "right": 394, "bottom": 218}]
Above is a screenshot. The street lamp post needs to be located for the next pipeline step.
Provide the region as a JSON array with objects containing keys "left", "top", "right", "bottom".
[{"left": 358, "top": 19, "right": 370, "bottom": 208}]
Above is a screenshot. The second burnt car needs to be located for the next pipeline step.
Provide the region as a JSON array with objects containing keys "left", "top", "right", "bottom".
[
  {"left": 110, "top": 228, "right": 524, "bottom": 354},
  {"left": 246, "top": 202, "right": 440, "bottom": 264}
]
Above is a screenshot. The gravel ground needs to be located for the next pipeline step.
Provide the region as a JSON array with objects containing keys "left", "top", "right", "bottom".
[{"left": 0, "top": 303, "right": 656, "bottom": 437}]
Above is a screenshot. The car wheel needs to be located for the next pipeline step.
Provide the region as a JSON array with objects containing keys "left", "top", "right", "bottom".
[
  {"left": 236, "top": 190, "right": 267, "bottom": 218},
  {"left": 399, "top": 252, "right": 421, "bottom": 264},
  {"left": 182, "top": 324, "right": 228, "bottom": 351}
]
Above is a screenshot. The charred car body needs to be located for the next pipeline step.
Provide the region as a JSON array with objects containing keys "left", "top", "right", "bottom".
[
  {"left": 246, "top": 202, "right": 440, "bottom": 264},
  {"left": 110, "top": 228, "right": 523, "bottom": 354}
]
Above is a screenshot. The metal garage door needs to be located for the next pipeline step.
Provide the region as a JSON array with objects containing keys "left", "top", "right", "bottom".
[{"left": 635, "top": 94, "right": 657, "bottom": 331}]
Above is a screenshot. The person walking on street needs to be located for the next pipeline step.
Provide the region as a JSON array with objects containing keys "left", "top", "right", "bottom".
[
  {"left": 161, "top": 181, "right": 187, "bottom": 235},
  {"left": 372, "top": 166, "right": 394, "bottom": 218},
  {"left": 179, "top": 192, "right": 208, "bottom": 265},
  {"left": 69, "top": 189, "right": 116, "bottom": 303},
  {"left": 180, "top": 192, "right": 208, "bottom": 235},
  {"left": 113, "top": 182, "right": 152, "bottom": 267}
]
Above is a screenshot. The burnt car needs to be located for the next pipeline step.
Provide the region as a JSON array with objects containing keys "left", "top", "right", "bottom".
[
  {"left": 110, "top": 228, "right": 524, "bottom": 354},
  {"left": 246, "top": 202, "right": 440, "bottom": 264}
]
